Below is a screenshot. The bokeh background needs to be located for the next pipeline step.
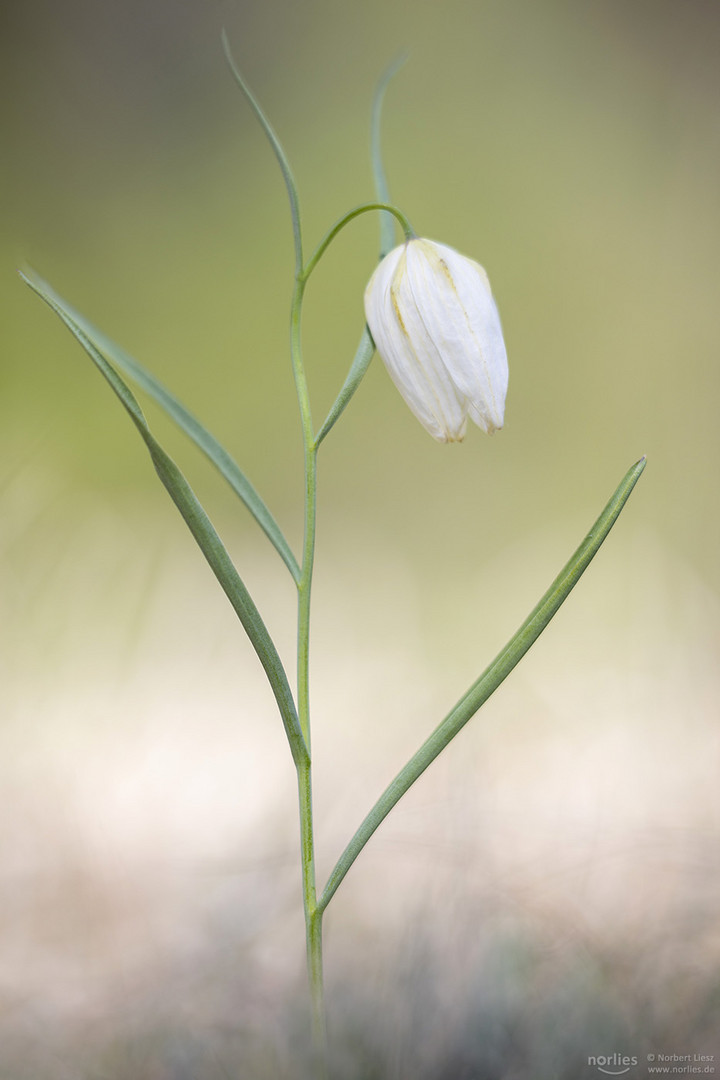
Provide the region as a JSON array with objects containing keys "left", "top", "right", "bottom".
[{"left": 1, "top": 0, "right": 719, "bottom": 1076}]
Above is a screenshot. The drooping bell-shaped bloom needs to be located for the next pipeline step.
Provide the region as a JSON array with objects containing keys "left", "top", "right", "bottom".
[{"left": 364, "top": 238, "right": 509, "bottom": 442}]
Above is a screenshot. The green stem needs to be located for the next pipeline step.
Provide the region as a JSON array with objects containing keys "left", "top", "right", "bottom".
[
  {"left": 291, "top": 274, "right": 328, "bottom": 1062},
  {"left": 291, "top": 278, "right": 316, "bottom": 747},
  {"left": 297, "top": 758, "right": 326, "bottom": 1062},
  {"left": 306, "top": 907, "right": 326, "bottom": 1062},
  {"left": 221, "top": 39, "right": 326, "bottom": 1048},
  {"left": 301, "top": 202, "right": 414, "bottom": 283}
]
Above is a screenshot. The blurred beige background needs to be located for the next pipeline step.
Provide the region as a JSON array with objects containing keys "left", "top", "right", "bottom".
[{"left": 1, "top": 0, "right": 719, "bottom": 1076}]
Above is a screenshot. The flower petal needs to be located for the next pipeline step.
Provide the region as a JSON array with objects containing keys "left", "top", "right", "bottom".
[
  {"left": 365, "top": 244, "right": 468, "bottom": 441},
  {"left": 404, "top": 240, "right": 508, "bottom": 434}
]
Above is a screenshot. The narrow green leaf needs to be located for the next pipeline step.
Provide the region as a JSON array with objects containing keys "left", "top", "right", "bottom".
[
  {"left": 371, "top": 53, "right": 408, "bottom": 260},
  {"left": 221, "top": 30, "right": 303, "bottom": 276},
  {"left": 318, "top": 456, "right": 647, "bottom": 912},
  {"left": 21, "top": 269, "right": 300, "bottom": 584},
  {"left": 315, "top": 58, "right": 409, "bottom": 449},
  {"left": 22, "top": 270, "right": 309, "bottom": 769},
  {"left": 314, "top": 327, "right": 374, "bottom": 447}
]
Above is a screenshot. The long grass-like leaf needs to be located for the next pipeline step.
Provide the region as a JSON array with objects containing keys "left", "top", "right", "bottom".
[
  {"left": 21, "top": 269, "right": 300, "bottom": 583},
  {"left": 22, "top": 270, "right": 309, "bottom": 768},
  {"left": 314, "top": 327, "right": 374, "bottom": 447},
  {"left": 372, "top": 53, "right": 407, "bottom": 260},
  {"left": 315, "top": 59, "right": 408, "bottom": 447},
  {"left": 221, "top": 30, "right": 303, "bottom": 276},
  {"left": 318, "top": 456, "right": 646, "bottom": 911}
]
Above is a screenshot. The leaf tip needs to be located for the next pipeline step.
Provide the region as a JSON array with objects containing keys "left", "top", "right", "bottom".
[
  {"left": 18, "top": 265, "right": 46, "bottom": 300},
  {"left": 380, "top": 50, "right": 410, "bottom": 85},
  {"left": 221, "top": 28, "right": 242, "bottom": 80}
]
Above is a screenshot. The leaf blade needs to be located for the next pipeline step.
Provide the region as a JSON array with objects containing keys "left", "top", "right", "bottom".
[
  {"left": 315, "top": 57, "right": 408, "bottom": 447},
  {"left": 314, "top": 326, "right": 375, "bottom": 447},
  {"left": 372, "top": 53, "right": 408, "bottom": 260},
  {"left": 22, "top": 270, "right": 309, "bottom": 768},
  {"left": 318, "top": 456, "right": 647, "bottom": 911},
  {"left": 21, "top": 268, "right": 300, "bottom": 583},
  {"left": 221, "top": 30, "right": 303, "bottom": 275}
]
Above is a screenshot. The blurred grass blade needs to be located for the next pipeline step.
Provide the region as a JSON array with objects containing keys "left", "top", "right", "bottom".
[
  {"left": 314, "top": 327, "right": 374, "bottom": 447},
  {"left": 22, "top": 270, "right": 309, "bottom": 768},
  {"left": 318, "top": 456, "right": 647, "bottom": 911},
  {"left": 221, "top": 29, "right": 303, "bottom": 276},
  {"left": 21, "top": 270, "right": 300, "bottom": 584},
  {"left": 372, "top": 53, "right": 407, "bottom": 260}
]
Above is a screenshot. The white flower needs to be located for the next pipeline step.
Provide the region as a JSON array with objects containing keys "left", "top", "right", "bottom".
[{"left": 364, "top": 238, "right": 508, "bottom": 442}]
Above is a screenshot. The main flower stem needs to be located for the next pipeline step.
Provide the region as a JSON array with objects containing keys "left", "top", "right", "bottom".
[
  {"left": 291, "top": 275, "right": 327, "bottom": 1063},
  {"left": 297, "top": 757, "right": 326, "bottom": 1056}
]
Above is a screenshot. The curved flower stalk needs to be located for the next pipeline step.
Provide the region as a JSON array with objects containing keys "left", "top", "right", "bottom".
[{"left": 364, "top": 238, "right": 509, "bottom": 441}]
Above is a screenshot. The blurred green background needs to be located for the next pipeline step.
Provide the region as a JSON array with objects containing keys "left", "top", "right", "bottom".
[{"left": 1, "top": 0, "right": 719, "bottom": 1076}]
